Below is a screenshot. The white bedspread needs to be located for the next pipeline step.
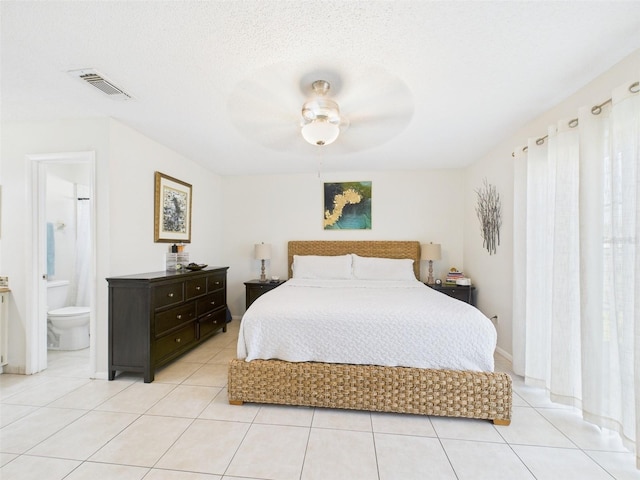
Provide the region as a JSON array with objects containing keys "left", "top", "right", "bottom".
[{"left": 237, "top": 278, "right": 497, "bottom": 372}]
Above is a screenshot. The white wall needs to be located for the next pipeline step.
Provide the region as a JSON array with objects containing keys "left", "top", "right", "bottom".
[
  {"left": 106, "top": 120, "right": 224, "bottom": 276},
  {"left": 0, "top": 118, "right": 223, "bottom": 378},
  {"left": 463, "top": 48, "right": 640, "bottom": 359},
  {"left": 222, "top": 169, "right": 466, "bottom": 316}
]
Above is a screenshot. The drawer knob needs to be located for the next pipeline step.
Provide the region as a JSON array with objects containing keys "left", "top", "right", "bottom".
[
  {"left": 175, "top": 337, "right": 181, "bottom": 343},
  {"left": 168, "top": 293, "right": 174, "bottom": 298},
  {"left": 210, "top": 301, "right": 215, "bottom": 306},
  {"left": 177, "top": 314, "right": 182, "bottom": 320},
  {"left": 215, "top": 281, "right": 220, "bottom": 285},
  {"left": 196, "top": 286, "right": 201, "bottom": 290}
]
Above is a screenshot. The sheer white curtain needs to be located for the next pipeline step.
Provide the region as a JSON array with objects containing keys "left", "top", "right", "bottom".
[{"left": 513, "top": 78, "right": 640, "bottom": 466}]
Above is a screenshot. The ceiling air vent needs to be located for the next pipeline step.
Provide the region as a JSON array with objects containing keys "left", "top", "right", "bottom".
[{"left": 68, "top": 68, "right": 131, "bottom": 100}]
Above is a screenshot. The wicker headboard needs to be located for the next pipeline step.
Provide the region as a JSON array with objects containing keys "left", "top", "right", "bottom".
[{"left": 288, "top": 241, "right": 421, "bottom": 279}]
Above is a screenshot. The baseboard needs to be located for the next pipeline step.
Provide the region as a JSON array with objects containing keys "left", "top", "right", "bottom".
[
  {"left": 1, "top": 365, "right": 26, "bottom": 375},
  {"left": 495, "top": 347, "right": 512, "bottom": 363}
]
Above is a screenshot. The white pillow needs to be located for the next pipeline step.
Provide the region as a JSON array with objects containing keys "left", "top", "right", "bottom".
[
  {"left": 352, "top": 254, "right": 415, "bottom": 281},
  {"left": 292, "top": 254, "right": 353, "bottom": 279}
]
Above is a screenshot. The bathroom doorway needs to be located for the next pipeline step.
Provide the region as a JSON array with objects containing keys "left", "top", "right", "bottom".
[{"left": 28, "top": 152, "right": 96, "bottom": 377}]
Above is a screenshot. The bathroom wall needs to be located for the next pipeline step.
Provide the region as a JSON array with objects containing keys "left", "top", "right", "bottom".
[
  {"left": 46, "top": 173, "right": 76, "bottom": 288},
  {"left": 46, "top": 164, "right": 91, "bottom": 307}
]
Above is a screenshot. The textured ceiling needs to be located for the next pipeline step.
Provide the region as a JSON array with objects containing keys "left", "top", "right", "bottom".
[{"left": 2, "top": 1, "right": 640, "bottom": 176}]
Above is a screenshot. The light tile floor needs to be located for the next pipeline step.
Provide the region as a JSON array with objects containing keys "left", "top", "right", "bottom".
[{"left": 1, "top": 320, "right": 639, "bottom": 479}]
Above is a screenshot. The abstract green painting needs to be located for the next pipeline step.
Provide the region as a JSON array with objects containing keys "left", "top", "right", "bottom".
[{"left": 323, "top": 181, "right": 372, "bottom": 230}]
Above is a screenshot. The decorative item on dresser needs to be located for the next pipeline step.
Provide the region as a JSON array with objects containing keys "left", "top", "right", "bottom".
[
  {"left": 244, "top": 279, "right": 286, "bottom": 310},
  {"left": 427, "top": 283, "right": 476, "bottom": 306},
  {"left": 107, "top": 266, "right": 228, "bottom": 383}
]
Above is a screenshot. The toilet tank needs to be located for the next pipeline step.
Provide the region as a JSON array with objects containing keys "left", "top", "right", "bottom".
[{"left": 47, "top": 280, "right": 70, "bottom": 310}]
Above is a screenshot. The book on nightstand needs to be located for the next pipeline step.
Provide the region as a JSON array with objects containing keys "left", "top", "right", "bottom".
[{"left": 445, "top": 268, "right": 464, "bottom": 284}]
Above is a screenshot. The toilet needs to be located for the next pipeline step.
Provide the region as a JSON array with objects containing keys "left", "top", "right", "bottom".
[{"left": 47, "top": 280, "right": 90, "bottom": 350}]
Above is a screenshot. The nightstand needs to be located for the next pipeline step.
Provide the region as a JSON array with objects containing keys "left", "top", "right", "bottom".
[
  {"left": 427, "top": 283, "right": 476, "bottom": 306},
  {"left": 244, "top": 279, "right": 286, "bottom": 309}
]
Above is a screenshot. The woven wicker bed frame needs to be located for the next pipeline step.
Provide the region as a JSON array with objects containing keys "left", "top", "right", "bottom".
[{"left": 228, "top": 240, "right": 512, "bottom": 425}]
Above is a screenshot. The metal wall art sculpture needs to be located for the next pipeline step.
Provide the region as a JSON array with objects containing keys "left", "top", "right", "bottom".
[{"left": 475, "top": 178, "right": 502, "bottom": 255}]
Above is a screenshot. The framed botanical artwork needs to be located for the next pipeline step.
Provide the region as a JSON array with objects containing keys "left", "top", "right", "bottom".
[
  {"left": 154, "top": 172, "right": 192, "bottom": 243},
  {"left": 323, "top": 181, "right": 372, "bottom": 230}
]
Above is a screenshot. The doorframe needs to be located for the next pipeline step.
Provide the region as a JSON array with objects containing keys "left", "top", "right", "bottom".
[{"left": 26, "top": 151, "right": 97, "bottom": 376}]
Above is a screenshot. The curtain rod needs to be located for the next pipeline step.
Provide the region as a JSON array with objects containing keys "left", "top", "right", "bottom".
[{"left": 512, "top": 81, "right": 639, "bottom": 157}]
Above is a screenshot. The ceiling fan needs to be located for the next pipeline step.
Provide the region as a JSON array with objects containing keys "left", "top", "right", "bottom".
[
  {"left": 227, "top": 62, "right": 414, "bottom": 155},
  {"left": 300, "top": 79, "right": 343, "bottom": 146}
]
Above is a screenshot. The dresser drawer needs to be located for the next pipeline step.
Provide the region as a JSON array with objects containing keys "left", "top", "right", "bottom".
[
  {"left": 427, "top": 284, "right": 475, "bottom": 306},
  {"left": 155, "top": 303, "right": 196, "bottom": 336},
  {"left": 443, "top": 288, "right": 472, "bottom": 303},
  {"left": 153, "top": 282, "right": 184, "bottom": 309},
  {"left": 198, "top": 308, "right": 227, "bottom": 338},
  {"left": 196, "top": 290, "right": 225, "bottom": 317},
  {"left": 186, "top": 277, "right": 207, "bottom": 300},
  {"left": 154, "top": 324, "right": 196, "bottom": 361},
  {"left": 207, "top": 273, "right": 226, "bottom": 293}
]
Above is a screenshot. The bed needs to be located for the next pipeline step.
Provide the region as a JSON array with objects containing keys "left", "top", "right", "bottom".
[{"left": 228, "top": 240, "right": 512, "bottom": 425}]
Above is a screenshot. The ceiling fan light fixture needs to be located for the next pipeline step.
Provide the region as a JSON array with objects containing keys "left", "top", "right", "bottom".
[
  {"left": 301, "top": 118, "right": 340, "bottom": 146},
  {"left": 302, "top": 98, "right": 340, "bottom": 122},
  {"left": 301, "top": 80, "right": 341, "bottom": 146}
]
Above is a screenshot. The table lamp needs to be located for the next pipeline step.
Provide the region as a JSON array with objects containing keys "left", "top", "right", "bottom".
[
  {"left": 421, "top": 243, "right": 441, "bottom": 285},
  {"left": 254, "top": 243, "right": 272, "bottom": 282}
]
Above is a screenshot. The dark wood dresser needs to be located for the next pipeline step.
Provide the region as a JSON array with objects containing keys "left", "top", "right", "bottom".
[{"left": 107, "top": 266, "right": 229, "bottom": 382}]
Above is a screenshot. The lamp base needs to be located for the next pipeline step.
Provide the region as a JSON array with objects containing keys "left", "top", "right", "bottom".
[
  {"left": 426, "top": 260, "right": 435, "bottom": 285},
  {"left": 259, "top": 259, "right": 267, "bottom": 282}
]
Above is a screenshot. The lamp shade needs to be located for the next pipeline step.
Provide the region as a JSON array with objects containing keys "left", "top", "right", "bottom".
[
  {"left": 301, "top": 119, "right": 340, "bottom": 146},
  {"left": 254, "top": 243, "right": 272, "bottom": 260},
  {"left": 420, "top": 243, "right": 441, "bottom": 261}
]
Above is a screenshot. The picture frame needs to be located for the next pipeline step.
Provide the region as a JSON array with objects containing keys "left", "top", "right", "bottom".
[
  {"left": 154, "top": 172, "right": 192, "bottom": 243},
  {"left": 323, "top": 181, "right": 372, "bottom": 230}
]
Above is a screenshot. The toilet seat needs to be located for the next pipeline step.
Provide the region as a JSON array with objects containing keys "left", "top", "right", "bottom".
[{"left": 48, "top": 306, "right": 90, "bottom": 317}]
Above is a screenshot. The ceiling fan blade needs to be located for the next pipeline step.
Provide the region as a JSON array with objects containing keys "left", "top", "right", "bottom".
[
  {"left": 226, "top": 64, "right": 305, "bottom": 149},
  {"left": 227, "top": 60, "right": 414, "bottom": 154}
]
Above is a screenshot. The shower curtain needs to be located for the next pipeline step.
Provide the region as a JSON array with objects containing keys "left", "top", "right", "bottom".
[{"left": 75, "top": 187, "right": 91, "bottom": 307}]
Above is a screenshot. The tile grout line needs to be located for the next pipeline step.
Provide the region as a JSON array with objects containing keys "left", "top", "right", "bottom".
[{"left": 299, "top": 407, "right": 316, "bottom": 480}]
